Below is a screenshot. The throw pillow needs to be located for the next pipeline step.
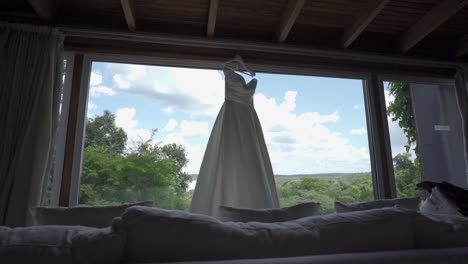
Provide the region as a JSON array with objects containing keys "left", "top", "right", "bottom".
[
  {"left": 419, "top": 186, "right": 463, "bottom": 217},
  {"left": 30, "top": 201, "right": 153, "bottom": 227},
  {"left": 0, "top": 225, "right": 125, "bottom": 264},
  {"left": 417, "top": 181, "right": 468, "bottom": 216},
  {"left": 218, "top": 202, "right": 320, "bottom": 222},
  {"left": 335, "top": 197, "right": 420, "bottom": 213}
]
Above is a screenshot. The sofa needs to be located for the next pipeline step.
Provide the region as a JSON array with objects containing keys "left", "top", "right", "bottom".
[{"left": 1, "top": 205, "right": 468, "bottom": 264}]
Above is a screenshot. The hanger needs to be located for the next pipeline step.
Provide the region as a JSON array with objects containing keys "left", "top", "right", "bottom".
[{"left": 222, "top": 54, "right": 256, "bottom": 77}]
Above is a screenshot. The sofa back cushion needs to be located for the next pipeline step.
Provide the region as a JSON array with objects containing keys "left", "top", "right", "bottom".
[
  {"left": 335, "top": 198, "right": 420, "bottom": 213},
  {"left": 0, "top": 225, "right": 125, "bottom": 264},
  {"left": 30, "top": 201, "right": 152, "bottom": 227},
  {"left": 116, "top": 206, "right": 414, "bottom": 263},
  {"left": 218, "top": 202, "right": 320, "bottom": 222}
]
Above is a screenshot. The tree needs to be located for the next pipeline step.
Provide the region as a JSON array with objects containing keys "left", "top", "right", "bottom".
[
  {"left": 387, "top": 82, "right": 420, "bottom": 173},
  {"left": 387, "top": 82, "right": 422, "bottom": 198},
  {"left": 393, "top": 153, "right": 422, "bottom": 198},
  {"left": 80, "top": 110, "right": 191, "bottom": 210},
  {"left": 276, "top": 173, "right": 374, "bottom": 214},
  {"left": 85, "top": 110, "right": 127, "bottom": 154},
  {"left": 161, "top": 143, "right": 191, "bottom": 194},
  {"left": 387, "top": 82, "right": 418, "bottom": 154}
]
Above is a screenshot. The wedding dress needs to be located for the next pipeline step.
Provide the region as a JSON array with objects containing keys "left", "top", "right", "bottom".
[{"left": 190, "top": 68, "right": 280, "bottom": 217}]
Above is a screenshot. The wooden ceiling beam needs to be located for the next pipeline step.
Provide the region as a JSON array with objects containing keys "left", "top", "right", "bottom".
[
  {"left": 276, "top": 0, "right": 305, "bottom": 42},
  {"left": 120, "top": 0, "right": 136, "bottom": 31},
  {"left": 28, "top": 0, "right": 57, "bottom": 22},
  {"left": 207, "top": 0, "right": 219, "bottom": 38},
  {"left": 341, "top": 0, "right": 390, "bottom": 48},
  {"left": 400, "top": 0, "right": 468, "bottom": 53},
  {"left": 456, "top": 35, "right": 468, "bottom": 57}
]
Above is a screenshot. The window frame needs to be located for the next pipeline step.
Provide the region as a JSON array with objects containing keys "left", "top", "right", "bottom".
[
  {"left": 60, "top": 53, "right": 455, "bottom": 206},
  {"left": 380, "top": 76, "right": 456, "bottom": 199},
  {"left": 48, "top": 52, "right": 74, "bottom": 206}
]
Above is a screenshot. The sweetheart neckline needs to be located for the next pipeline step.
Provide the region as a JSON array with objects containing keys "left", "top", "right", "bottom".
[{"left": 224, "top": 68, "right": 257, "bottom": 88}]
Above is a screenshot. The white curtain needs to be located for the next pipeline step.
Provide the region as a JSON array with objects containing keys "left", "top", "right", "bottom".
[
  {"left": 411, "top": 83, "right": 466, "bottom": 188},
  {"left": 0, "top": 23, "right": 64, "bottom": 226},
  {"left": 455, "top": 67, "right": 468, "bottom": 184}
]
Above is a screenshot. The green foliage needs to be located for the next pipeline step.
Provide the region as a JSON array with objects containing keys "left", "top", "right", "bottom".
[
  {"left": 80, "top": 110, "right": 191, "bottom": 210},
  {"left": 161, "top": 143, "right": 191, "bottom": 194},
  {"left": 393, "top": 153, "right": 422, "bottom": 199},
  {"left": 277, "top": 154, "right": 421, "bottom": 213},
  {"left": 85, "top": 110, "right": 127, "bottom": 154},
  {"left": 277, "top": 173, "right": 374, "bottom": 214},
  {"left": 386, "top": 82, "right": 422, "bottom": 197},
  {"left": 82, "top": 92, "right": 424, "bottom": 214},
  {"left": 276, "top": 82, "right": 424, "bottom": 212},
  {"left": 386, "top": 82, "right": 418, "bottom": 154}
]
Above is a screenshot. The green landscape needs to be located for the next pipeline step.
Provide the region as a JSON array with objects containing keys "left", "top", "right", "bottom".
[
  {"left": 80, "top": 120, "right": 421, "bottom": 214},
  {"left": 80, "top": 82, "right": 422, "bottom": 214}
]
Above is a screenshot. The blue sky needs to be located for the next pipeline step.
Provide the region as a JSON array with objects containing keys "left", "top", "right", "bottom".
[{"left": 86, "top": 62, "right": 407, "bottom": 175}]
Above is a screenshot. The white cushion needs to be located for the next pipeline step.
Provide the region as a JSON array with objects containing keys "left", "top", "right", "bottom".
[
  {"left": 30, "top": 201, "right": 152, "bottom": 227},
  {"left": 335, "top": 198, "right": 420, "bottom": 213},
  {"left": 116, "top": 206, "right": 414, "bottom": 263},
  {"left": 218, "top": 202, "right": 320, "bottom": 222},
  {"left": 419, "top": 186, "right": 462, "bottom": 217},
  {"left": 0, "top": 224, "right": 125, "bottom": 264}
]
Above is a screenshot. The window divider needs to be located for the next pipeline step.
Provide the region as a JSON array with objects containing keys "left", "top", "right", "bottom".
[
  {"left": 364, "top": 73, "right": 396, "bottom": 199},
  {"left": 59, "top": 54, "right": 91, "bottom": 206},
  {"left": 50, "top": 53, "right": 74, "bottom": 206}
]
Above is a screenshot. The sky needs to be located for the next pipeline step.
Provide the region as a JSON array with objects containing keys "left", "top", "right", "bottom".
[{"left": 86, "top": 62, "right": 408, "bottom": 175}]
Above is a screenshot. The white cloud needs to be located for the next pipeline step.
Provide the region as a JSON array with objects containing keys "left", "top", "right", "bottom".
[
  {"left": 384, "top": 87, "right": 413, "bottom": 157},
  {"left": 115, "top": 107, "right": 152, "bottom": 147},
  {"left": 90, "top": 86, "right": 116, "bottom": 97},
  {"left": 110, "top": 64, "right": 147, "bottom": 90},
  {"left": 154, "top": 82, "right": 169, "bottom": 93},
  {"left": 90, "top": 71, "right": 102, "bottom": 86},
  {"left": 86, "top": 102, "right": 97, "bottom": 118},
  {"left": 179, "top": 120, "right": 209, "bottom": 137},
  {"left": 105, "top": 63, "right": 224, "bottom": 119},
  {"left": 388, "top": 114, "right": 409, "bottom": 156},
  {"left": 163, "top": 107, "right": 174, "bottom": 114},
  {"left": 279, "top": 91, "right": 297, "bottom": 112},
  {"left": 384, "top": 89, "right": 395, "bottom": 108},
  {"left": 350, "top": 127, "right": 367, "bottom": 135},
  {"left": 353, "top": 104, "right": 362, "bottom": 110},
  {"left": 164, "top": 119, "right": 178, "bottom": 131},
  {"left": 113, "top": 74, "right": 130, "bottom": 89},
  {"left": 97, "top": 63, "right": 375, "bottom": 174},
  {"left": 87, "top": 101, "right": 97, "bottom": 110},
  {"left": 254, "top": 91, "right": 371, "bottom": 174}
]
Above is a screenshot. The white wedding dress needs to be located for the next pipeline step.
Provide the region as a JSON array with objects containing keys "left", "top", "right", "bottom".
[{"left": 190, "top": 68, "right": 280, "bottom": 217}]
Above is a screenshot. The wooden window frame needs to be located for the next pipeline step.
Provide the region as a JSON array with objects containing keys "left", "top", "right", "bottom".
[{"left": 57, "top": 53, "right": 455, "bottom": 206}]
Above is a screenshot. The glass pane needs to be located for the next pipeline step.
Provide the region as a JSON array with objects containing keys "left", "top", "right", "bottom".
[
  {"left": 384, "top": 81, "right": 465, "bottom": 198},
  {"left": 260, "top": 75, "right": 373, "bottom": 214},
  {"left": 80, "top": 62, "right": 373, "bottom": 214}
]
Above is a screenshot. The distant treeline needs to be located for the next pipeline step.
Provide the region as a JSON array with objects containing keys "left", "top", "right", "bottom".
[{"left": 190, "top": 172, "right": 372, "bottom": 180}]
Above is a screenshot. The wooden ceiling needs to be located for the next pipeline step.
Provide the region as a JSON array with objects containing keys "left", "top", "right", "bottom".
[{"left": 2, "top": 0, "right": 468, "bottom": 62}]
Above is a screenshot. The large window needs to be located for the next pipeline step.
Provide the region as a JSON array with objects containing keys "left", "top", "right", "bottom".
[
  {"left": 384, "top": 80, "right": 465, "bottom": 198},
  {"left": 78, "top": 61, "right": 374, "bottom": 213}
]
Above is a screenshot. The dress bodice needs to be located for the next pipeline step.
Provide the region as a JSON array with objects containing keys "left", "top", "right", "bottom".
[{"left": 223, "top": 68, "right": 257, "bottom": 106}]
